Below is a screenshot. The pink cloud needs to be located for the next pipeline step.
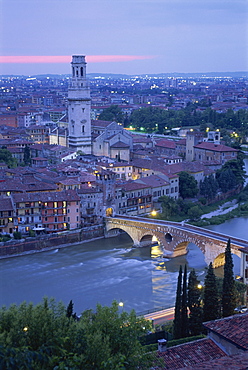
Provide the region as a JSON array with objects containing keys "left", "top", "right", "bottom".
[{"left": 0, "top": 55, "right": 155, "bottom": 64}]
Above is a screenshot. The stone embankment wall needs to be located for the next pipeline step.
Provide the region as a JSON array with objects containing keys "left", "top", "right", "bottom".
[{"left": 0, "top": 226, "right": 104, "bottom": 259}]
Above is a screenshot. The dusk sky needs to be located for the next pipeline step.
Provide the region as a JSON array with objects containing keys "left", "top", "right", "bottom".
[{"left": 0, "top": 0, "right": 247, "bottom": 75}]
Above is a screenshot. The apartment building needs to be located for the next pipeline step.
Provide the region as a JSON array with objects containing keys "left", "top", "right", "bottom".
[
  {"left": 0, "top": 197, "right": 14, "bottom": 234},
  {"left": 12, "top": 190, "right": 80, "bottom": 234}
]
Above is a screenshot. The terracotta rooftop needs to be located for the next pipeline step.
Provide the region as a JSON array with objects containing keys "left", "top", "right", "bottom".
[
  {"left": 194, "top": 142, "right": 238, "bottom": 152},
  {"left": 178, "top": 352, "right": 248, "bottom": 370},
  {"left": 155, "top": 138, "right": 176, "bottom": 149},
  {"left": 158, "top": 338, "right": 226, "bottom": 369},
  {"left": 0, "top": 197, "right": 13, "bottom": 211},
  {"left": 204, "top": 312, "right": 248, "bottom": 350},
  {"left": 110, "top": 141, "right": 130, "bottom": 148},
  {"left": 136, "top": 174, "right": 170, "bottom": 187},
  {"left": 116, "top": 181, "right": 151, "bottom": 192},
  {"left": 12, "top": 189, "right": 80, "bottom": 203}
]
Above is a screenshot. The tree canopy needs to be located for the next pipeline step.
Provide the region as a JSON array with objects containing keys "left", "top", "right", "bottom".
[
  {"left": 0, "top": 148, "right": 17, "bottom": 168},
  {"left": 179, "top": 171, "right": 198, "bottom": 199},
  {"left": 98, "top": 105, "right": 124, "bottom": 123},
  {"left": 222, "top": 239, "right": 236, "bottom": 317},
  {"left": 0, "top": 298, "right": 155, "bottom": 370}
]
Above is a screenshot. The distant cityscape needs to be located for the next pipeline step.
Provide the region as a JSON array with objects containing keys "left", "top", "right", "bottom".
[{"left": 0, "top": 56, "right": 247, "bottom": 244}]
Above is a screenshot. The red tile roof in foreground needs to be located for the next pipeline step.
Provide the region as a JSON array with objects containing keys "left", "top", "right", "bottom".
[
  {"left": 178, "top": 351, "right": 248, "bottom": 370},
  {"left": 158, "top": 338, "right": 226, "bottom": 369},
  {"left": 204, "top": 312, "right": 248, "bottom": 350}
]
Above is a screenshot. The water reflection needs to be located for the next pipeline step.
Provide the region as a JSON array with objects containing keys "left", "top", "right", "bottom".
[{"left": 0, "top": 234, "right": 209, "bottom": 314}]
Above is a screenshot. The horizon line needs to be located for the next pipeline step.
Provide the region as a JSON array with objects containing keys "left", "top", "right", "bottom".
[{"left": 0, "top": 55, "right": 155, "bottom": 64}]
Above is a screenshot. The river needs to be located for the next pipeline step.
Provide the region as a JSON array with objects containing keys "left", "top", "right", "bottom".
[{"left": 0, "top": 216, "right": 247, "bottom": 314}]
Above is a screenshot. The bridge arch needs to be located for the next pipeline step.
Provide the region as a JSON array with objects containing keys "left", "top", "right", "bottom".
[
  {"left": 212, "top": 249, "right": 241, "bottom": 269},
  {"left": 105, "top": 216, "right": 245, "bottom": 267}
]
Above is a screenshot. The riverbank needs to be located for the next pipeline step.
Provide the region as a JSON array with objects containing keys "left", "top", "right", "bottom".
[
  {"left": 0, "top": 225, "right": 104, "bottom": 260},
  {"left": 191, "top": 200, "right": 248, "bottom": 227}
]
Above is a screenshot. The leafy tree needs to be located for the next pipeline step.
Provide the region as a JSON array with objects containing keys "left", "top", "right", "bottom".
[
  {"left": 66, "top": 299, "right": 74, "bottom": 318},
  {"left": 187, "top": 269, "right": 203, "bottom": 336},
  {"left": 199, "top": 174, "right": 218, "bottom": 201},
  {"left": 98, "top": 105, "right": 124, "bottom": 123},
  {"left": 0, "top": 148, "right": 17, "bottom": 168},
  {"left": 222, "top": 239, "right": 236, "bottom": 317},
  {"left": 23, "top": 145, "right": 31, "bottom": 166},
  {"left": 159, "top": 195, "right": 178, "bottom": 218},
  {"left": 203, "top": 263, "right": 220, "bottom": 322},
  {"left": 181, "top": 265, "right": 189, "bottom": 338},
  {"left": 0, "top": 298, "right": 155, "bottom": 370},
  {"left": 217, "top": 168, "right": 237, "bottom": 193},
  {"left": 187, "top": 205, "right": 202, "bottom": 221},
  {"left": 173, "top": 265, "right": 182, "bottom": 339},
  {"left": 179, "top": 171, "right": 198, "bottom": 199},
  {"left": 13, "top": 231, "right": 22, "bottom": 240}
]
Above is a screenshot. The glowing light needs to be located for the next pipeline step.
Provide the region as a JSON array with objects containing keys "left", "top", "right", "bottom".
[
  {"left": 151, "top": 210, "right": 157, "bottom": 217},
  {"left": 197, "top": 284, "right": 203, "bottom": 289}
]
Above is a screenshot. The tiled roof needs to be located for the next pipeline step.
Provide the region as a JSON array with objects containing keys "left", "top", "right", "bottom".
[
  {"left": 136, "top": 174, "right": 170, "bottom": 187},
  {"left": 110, "top": 141, "right": 130, "bottom": 148},
  {"left": 0, "top": 197, "right": 13, "bottom": 211},
  {"left": 178, "top": 352, "right": 248, "bottom": 370},
  {"left": 155, "top": 139, "right": 176, "bottom": 149},
  {"left": 116, "top": 181, "right": 151, "bottom": 192},
  {"left": 204, "top": 312, "right": 248, "bottom": 350},
  {"left": 161, "top": 161, "right": 205, "bottom": 175},
  {"left": 158, "top": 338, "right": 226, "bottom": 369},
  {"left": 12, "top": 190, "right": 80, "bottom": 203},
  {"left": 176, "top": 138, "right": 186, "bottom": 145},
  {"left": 194, "top": 142, "right": 238, "bottom": 152},
  {"left": 91, "top": 119, "right": 112, "bottom": 127}
]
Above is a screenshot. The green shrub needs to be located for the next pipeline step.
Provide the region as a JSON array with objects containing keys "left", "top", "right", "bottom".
[
  {"left": 2, "top": 235, "right": 11, "bottom": 242},
  {"left": 199, "top": 197, "right": 207, "bottom": 205},
  {"left": 13, "top": 231, "right": 22, "bottom": 239},
  {"left": 167, "top": 334, "right": 206, "bottom": 348},
  {"left": 29, "top": 229, "right": 35, "bottom": 237}
]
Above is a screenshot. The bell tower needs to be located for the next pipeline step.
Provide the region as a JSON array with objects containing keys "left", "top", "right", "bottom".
[{"left": 68, "top": 55, "right": 91, "bottom": 154}]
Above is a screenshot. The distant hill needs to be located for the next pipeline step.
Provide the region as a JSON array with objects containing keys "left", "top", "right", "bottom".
[{"left": 1, "top": 71, "right": 247, "bottom": 79}]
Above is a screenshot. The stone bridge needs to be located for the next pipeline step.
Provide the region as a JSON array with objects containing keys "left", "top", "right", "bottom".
[{"left": 105, "top": 215, "right": 248, "bottom": 267}]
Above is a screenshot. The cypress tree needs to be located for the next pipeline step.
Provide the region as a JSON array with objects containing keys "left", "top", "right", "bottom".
[
  {"left": 203, "top": 262, "right": 220, "bottom": 322},
  {"left": 222, "top": 239, "right": 236, "bottom": 317},
  {"left": 173, "top": 265, "right": 182, "bottom": 339},
  {"left": 188, "top": 269, "right": 203, "bottom": 336},
  {"left": 181, "top": 264, "right": 189, "bottom": 338},
  {"left": 66, "top": 300, "right": 74, "bottom": 318}
]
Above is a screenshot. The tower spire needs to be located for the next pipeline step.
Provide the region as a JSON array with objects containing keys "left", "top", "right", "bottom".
[{"left": 68, "top": 55, "right": 92, "bottom": 154}]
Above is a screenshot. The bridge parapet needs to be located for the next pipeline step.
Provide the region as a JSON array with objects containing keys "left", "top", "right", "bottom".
[{"left": 105, "top": 215, "right": 247, "bottom": 266}]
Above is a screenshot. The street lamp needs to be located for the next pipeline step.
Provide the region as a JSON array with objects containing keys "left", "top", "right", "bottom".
[
  {"left": 119, "top": 300, "right": 124, "bottom": 312},
  {"left": 151, "top": 210, "right": 157, "bottom": 217}
]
